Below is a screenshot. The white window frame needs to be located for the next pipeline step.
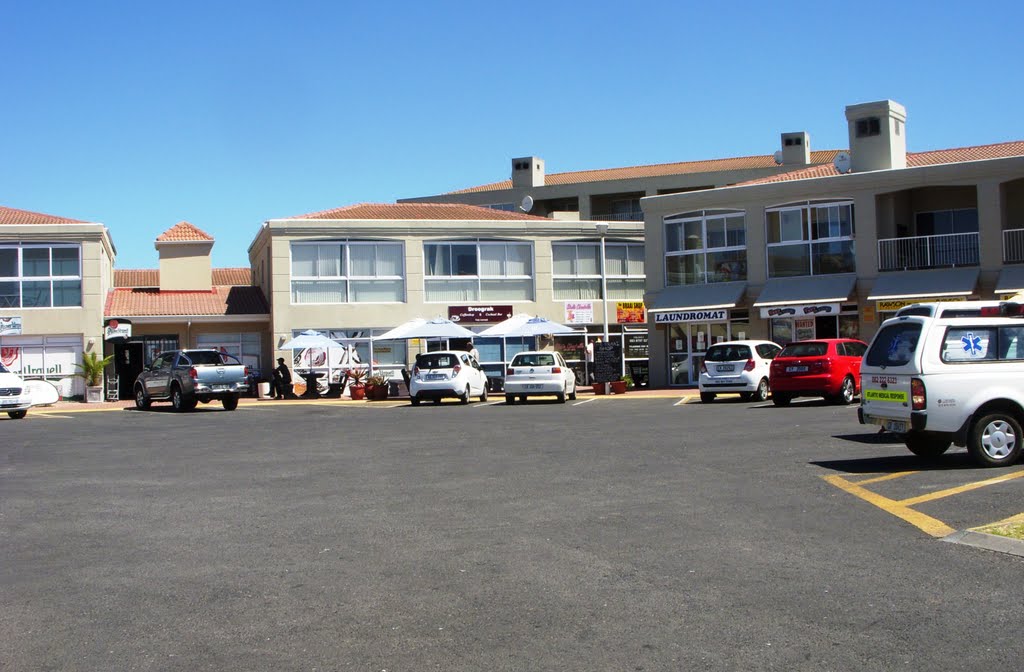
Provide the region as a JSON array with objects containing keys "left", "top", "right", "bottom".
[
  {"left": 423, "top": 240, "right": 534, "bottom": 303},
  {"left": 289, "top": 241, "right": 405, "bottom": 305},
  {"left": 0, "top": 243, "right": 83, "bottom": 309},
  {"left": 663, "top": 211, "right": 746, "bottom": 286},
  {"left": 765, "top": 200, "right": 855, "bottom": 278}
]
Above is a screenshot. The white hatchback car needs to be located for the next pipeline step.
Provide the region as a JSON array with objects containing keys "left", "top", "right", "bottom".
[
  {"left": 504, "top": 351, "right": 577, "bottom": 404},
  {"left": 409, "top": 350, "right": 489, "bottom": 405},
  {"left": 698, "top": 340, "right": 782, "bottom": 403},
  {"left": 0, "top": 361, "right": 33, "bottom": 419}
]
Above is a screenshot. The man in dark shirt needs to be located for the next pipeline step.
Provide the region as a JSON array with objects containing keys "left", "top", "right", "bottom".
[{"left": 274, "top": 357, "right": 291, "bottom": 399}]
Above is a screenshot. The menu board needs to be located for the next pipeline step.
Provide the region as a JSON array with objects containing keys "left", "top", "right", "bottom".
[{"left": 593, "top": 342, "right": 622, "bottom": 384}]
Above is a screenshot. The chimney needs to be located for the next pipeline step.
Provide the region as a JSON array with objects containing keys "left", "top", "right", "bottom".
[
  {"left": 780, "top": 132, "right": 811, "bottom": 165},
  {"left": 845, "top": 100, "right": 907, "bottom": 172},
  {"left": 511, "top": 156, "right": 545, "bottom": 188}
]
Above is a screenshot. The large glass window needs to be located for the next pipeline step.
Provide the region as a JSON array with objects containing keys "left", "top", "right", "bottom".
[
  {"left": 291, "top": 241, "right": 404, "bottom": 304},
  {"left": 553, "top": 242, "right": 644, "bottom": 300},
  {"left": 424, "top": 241, "right": 533, "bottom": 302},
  {"left": 0, "top": 244, "right": 82, "bottom": 308},
  {"left": 766, "top": 201, "right": 855, "bottom": 278},
  {"left": 664, "top": 211, "right": 746, "bottom": 285}
]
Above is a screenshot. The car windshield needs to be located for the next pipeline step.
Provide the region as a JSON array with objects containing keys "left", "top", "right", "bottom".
[
  {"left": 780, "top": 342, "right": 828, "bottom": 357},
  {"left": 418, "top": 353, "right": 458, "bottom": 369},
  {"left": 184, "top": 351, "right": 241, "bottom": 366},
  {"left": 512, "top": 354, "right": 555, "bottom": 367},
  {"left": 705, "top": 345, "right": 752, "bottom": 362},
  {"left": 866, "top": 323, "right": 921, "bottom": 367}
]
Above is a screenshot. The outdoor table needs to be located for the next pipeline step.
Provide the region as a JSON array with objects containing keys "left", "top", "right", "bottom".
[{"left": 300, "top": 372, "right": 324, "bottom": 398}]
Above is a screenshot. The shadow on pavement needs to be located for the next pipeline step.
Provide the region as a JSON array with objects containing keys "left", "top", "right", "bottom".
[{"left": 813, "top": 451, "right": 978, "bottom": 474}]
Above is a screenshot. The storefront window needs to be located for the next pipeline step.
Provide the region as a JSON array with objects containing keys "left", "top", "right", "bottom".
[{"left": 766, "top": 201, "right": 855, "bottom": 278}]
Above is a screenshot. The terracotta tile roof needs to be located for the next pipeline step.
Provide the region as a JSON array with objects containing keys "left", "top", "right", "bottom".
[
  {"left": 105, "top": 286, "right": 268, "bottom": 317},
  {"left": 114, "top": 267, "right": 252, "bottom": 288},
  {"left": 444, "top": 151, "right": 845, "bottom": 194},
  {"left": 733, "top": 140, "right": 1024, "bottom": 187},
  {"left": 156, "top": 221, "right": 214, "bottom": 242},
  {"left": 0, "top": 205, "right": 88, "bottom": 225},
  {"left": 289, "top": 202, "right": 549, "bottom": 221}
]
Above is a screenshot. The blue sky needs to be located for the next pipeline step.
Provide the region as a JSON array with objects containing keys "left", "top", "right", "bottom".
[{"left": 2, "top": 1, "right": 1022, "bottom": 269}]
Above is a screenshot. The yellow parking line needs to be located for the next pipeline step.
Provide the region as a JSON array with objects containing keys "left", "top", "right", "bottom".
[
  {"left": 852, "top": 471, "right": 919, "bottom": 486},
  {"left": 823, "top": 474, "right": 956, "bottom": 538},
  {"left": 898, "top": 469, "right": 1024, "bottom": 506}
]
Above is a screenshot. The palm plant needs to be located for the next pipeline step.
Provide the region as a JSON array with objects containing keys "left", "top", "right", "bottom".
[{"left": 75, "top": 351, "right": 114, "bottom": 387}]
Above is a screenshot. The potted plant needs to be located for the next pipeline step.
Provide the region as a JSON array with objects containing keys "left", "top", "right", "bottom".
[
  {"left": 364, "top": 372, "right": 390, "bottom": 401},
  {"left": 75, "top": 351, "right": 114, "bottom": 403},
  {"left": 610, "top": 375, "right": 628, "bottom": 395},
  {"left": 346, "top": 367, "right": 367, "bottom": 400}
]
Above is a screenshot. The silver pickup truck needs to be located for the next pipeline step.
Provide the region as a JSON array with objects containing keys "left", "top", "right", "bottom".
[{"left": 134, "top": 349, "right": 249, "bottom": 412}]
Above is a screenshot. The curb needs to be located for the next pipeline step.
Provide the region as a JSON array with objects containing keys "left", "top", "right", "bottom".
[{"left": 942, "top": 530, "right": 1024, "bottom": 558}]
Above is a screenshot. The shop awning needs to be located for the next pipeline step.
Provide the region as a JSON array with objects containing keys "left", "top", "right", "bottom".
[
  {"left": 753, "top": 274, "right": 857, "bottom": 307},
  {"left": 995, "top": 266, "right": 1024, "bottom": 296},
  {"left": 867, "top": 268, "right": 979, "bottom": 300},
  {"left": 647, "top": 282, "right": 747, "bottom": 312}
]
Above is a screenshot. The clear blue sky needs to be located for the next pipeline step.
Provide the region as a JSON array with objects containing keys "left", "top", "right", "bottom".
[{"left": 2, "top": 1, "right": 1022, "bottom": 269}]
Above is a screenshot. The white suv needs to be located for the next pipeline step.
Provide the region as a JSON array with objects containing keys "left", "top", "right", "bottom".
[
  {"left": 698, "top": 340, "right": 782, "bottom": 403},
  {"left": 860, "top": 300, "right": 1024, "bottom": 467},
  {"left": 0, "top": 362, "right": 32, "bottom": 419},
  {"left": 409, "top": 350, "right": 489, "bottom": 405}
]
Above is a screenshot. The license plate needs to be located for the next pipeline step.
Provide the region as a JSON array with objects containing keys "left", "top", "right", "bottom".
[
  {"left": 526, "top": 384, "right": 543, "bottom": 389},
  {"left": 212, "top": 384, "right": 229, "bottom": 391},
  {"left": 716, "top": 365, "right": 735, "bottom": 372},
  {"left": 884, "top": 419, "right": 908, "bottom": 433},
  {"left": 426, "top": 374, "right": 445, "bottom": 381},
  {"left": 786, "top": 366, "right": 808, "bottom": 373}
]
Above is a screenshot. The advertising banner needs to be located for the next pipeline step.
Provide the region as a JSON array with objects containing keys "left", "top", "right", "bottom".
[
  {"left": 448, "top": 305, "right": 513, "bottom": 324},
  {"left": 564, "top": 301, "right": 594, "bottom": 325},
  {"left": 759, "top": 303, "right": 840, "bottom": 319},
  {"left": 104, "top": 318, "right": 132, "bottom": 340},
  {"left": 876, "top": 297, "right": 962, "bottom": 312},
  {"left": 1, "top": 346, "right": 21, "bottom": 370},
  {"left": 0, "top": 316, "right": 22, "bottom": 335},
  {"left": 615, "top": 301, "right": 646, "bottom": 324}
]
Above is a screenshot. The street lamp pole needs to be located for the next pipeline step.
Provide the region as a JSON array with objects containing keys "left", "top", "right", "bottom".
[{"left": 596, "top": 222, "right": 610, "bottom": 341}]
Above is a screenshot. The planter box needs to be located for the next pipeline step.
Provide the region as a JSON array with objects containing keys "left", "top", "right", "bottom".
[
  {"left": 610, "top": 380, "right": 627, "bottom": 395},
  {"left": 365, "top": 384, "right": 389, "bottom": 401},
  {"left": 85, "top": 385, "right": 104, "bottom": 403},
  {"left": 349, "top": 384, "right": 366, "bottom": 401},
  {"left": 592, "top": 384, "right": 607, "bottom": 395}
]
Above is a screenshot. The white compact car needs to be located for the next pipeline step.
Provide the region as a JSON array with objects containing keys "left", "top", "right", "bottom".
[
  {"left": 409, "top": 350, "right": 489, "bottom": 405},
  {"left": 860, "top": 300, "right": 1024, "bottom": 467},
  {"left": 504, "top": 351, "right": 577, "bottom": 404},
  {"left": 0, "top": 362, "right": 32, "bottom": 419},
  {"left": 698, "top": 340, "right": 782, "bottom": 403}
]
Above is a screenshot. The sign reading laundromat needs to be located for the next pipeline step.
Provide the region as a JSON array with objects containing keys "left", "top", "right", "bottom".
[
  {"left": 653, "top": 309, "right": 728, "bottom": 324},
  {"left": 759, "top": 303, "right": 839, "bottom": 319}
]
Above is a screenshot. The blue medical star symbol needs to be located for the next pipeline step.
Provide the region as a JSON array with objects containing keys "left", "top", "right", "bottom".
[{"left": 961, "top": 332, "right": 983, "bottom": 356}]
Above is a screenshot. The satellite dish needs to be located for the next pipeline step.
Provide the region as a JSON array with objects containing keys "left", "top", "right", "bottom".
[
  {"left": 833, "top": 151, "right": 852, "bottom": 174},
  {"left": 773, "top": 150, "right": 784, "bottom": 165},
  {"left": 520, "top": 195, "right": 534, "bottom": 212}
]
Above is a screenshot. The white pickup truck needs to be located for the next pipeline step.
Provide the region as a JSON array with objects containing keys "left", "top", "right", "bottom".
[
  {"left": 133, "top": 349, "right": 249, "bottom": 412},
  {"left": 860, "top": 301, "right": 1024, "bottom": 467}
]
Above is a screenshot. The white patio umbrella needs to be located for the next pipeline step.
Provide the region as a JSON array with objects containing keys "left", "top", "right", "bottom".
[
  {"left": 477, "top": 315, "right": 578, "bottom": 338},
  {"left": 376, "top": 317, "right": 475, "bottom": 341},
  {"left": 278, "top": 330, "right": 343, "bottom": 394}
]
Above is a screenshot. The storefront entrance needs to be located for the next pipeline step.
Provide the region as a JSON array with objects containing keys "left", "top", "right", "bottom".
[
  {"left": 657, "top": 309, "right": 749, "bottom": 386},
  {"left": 762, "top": 303, "right": 859, "bottom": 346}
]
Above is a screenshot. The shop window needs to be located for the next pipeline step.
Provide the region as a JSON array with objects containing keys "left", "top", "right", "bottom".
[
  {"left": 664, "top": 211, "right": 746, "bottom": 285},
  {"left": 425, "top": 241, "right": 533, "bottom": 302},
  {"left": 291, "top": 241, "right": 404, "bottom": 304},
  {"left": 0, "top": 244, "right": 82, "bottom": 308},
  {"left": 766, "top": 201, "right": 855, "bottom": 278}
]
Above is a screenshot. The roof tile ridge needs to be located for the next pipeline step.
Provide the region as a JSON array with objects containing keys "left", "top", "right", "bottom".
[{"left": 908, "top": 139, "right": 1024, "bottom": 157}]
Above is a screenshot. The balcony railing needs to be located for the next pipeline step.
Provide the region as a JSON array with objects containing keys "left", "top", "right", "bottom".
[
  {"left": 1003, "top": 228, "right": 1024, "bottom": 263},
  {"left": 877, "top": 232, "right": 979, "bottom": 271},
  {"left": 591, "top": 211, "right": 644, "bottom": 222}
]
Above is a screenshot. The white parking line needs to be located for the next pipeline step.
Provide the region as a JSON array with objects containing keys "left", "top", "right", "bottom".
[
  {"left": 674, "top": 397, "right": 690, "bottom": 406},
  {"left": 476, "top": 401, "right": 504, "bottom": 408},
  {"left": 573, "top": 398, "right": 597, "bottom": 406}
]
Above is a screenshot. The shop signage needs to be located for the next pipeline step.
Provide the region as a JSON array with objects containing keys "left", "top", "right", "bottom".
[
  {"left": 0, "top": 316, "right": 22, "bottom": 335},
  {"left": 564, "top": 301, "right": 594, "bottom": 325},
  {"left": 104, "top": 319, "right": 132, "bottom": 341},
  {"left": 875, "top": 297, "right": 963, "bottom": 312},
  {"left": 447, "top": 305, "right": 513, "bottom": 324},
  {"left": 616, "top": 301, "right": 646, "bottom": 324},
  {"left": 653, "top": 309, "right": 728, "bottom": 324},
  {"left": 759, "top": 303, "right": 839, "bottom": 319},
  {"left": 592, "top": 341, "right": 622, "bottom": 384}
]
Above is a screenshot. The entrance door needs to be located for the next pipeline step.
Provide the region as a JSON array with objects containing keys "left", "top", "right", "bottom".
[{"left": 115, "top": 342, "right": 145, "bottom": 400}]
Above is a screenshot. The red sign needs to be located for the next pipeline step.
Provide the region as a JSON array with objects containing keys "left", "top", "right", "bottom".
[{"left": 447, "top": 305, "right": 514, "bottom": 324}]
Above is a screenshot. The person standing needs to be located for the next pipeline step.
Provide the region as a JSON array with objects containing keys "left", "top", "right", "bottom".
[
  {"left": 465, "top": 341, "right": 480, "bottom": 363},
  {"left": 274, "top": 357, "right": 292, "bottom": 399}
]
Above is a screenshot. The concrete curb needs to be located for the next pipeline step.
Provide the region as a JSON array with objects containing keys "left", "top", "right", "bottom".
[{"left": 942, "top": 530, "right": 1024, "bottom": 558}]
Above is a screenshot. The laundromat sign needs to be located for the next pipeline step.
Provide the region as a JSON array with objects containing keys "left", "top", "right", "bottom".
[
  {"left": 759, "top": 303, "right": 839, "bottom": 319},
  {"left": 653, "top": 309, "right": 728, "bottom": 324}
]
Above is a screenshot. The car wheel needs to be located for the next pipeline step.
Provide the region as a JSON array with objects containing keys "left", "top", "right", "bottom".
[
  {"left": 904, "top": 432, "right": 952, "bottom": 458},
  {"left": 8, "top": 410, "right": 26, "bottom": 419},
  {"left": 460, "top": 385, "right": 470, "bottom": 404},
  {"left": 700, "top": 392, "right": 715, "bottom": 403},
  {"left": 505, "top": 394, "right": 515, "bottom": 405},
  {"left": 480, "top": 384, "right": 488, "bottom": 403},
  {"left": 433, "top": 397, "right": 441, "bottom": 405},
  {"left": 410, "top": 395, "right": 420, "bottom": 406},
  {"left": 753, "top": 378, "right": 770, "bottom": 402},
  {"left": 222, "top": 395, "right": 239, "bottom": 411},
  {"left": 134, "top": 386, "right": 151, "bottom": 410},
  {"left": 171, "top": 385, "right": 195, "bottom": 412},
  {"left": 969, "top": 412, "right": 1023, "bottom": 467},
  {"left": 568, "top": 385, "right": 577, "bottom": 401},
  {"left": 772, "top": 393, "right": 792, "bottom": 407},
  {"left": 832, "top": 377, "right": 855, "bottom": 405},
  {"left": 557, "top": 386, "right": 566, "bottom": 403}
]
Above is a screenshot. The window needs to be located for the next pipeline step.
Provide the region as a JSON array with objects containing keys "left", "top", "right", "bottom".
[
  {"left": 664, "top": 211, "right": 746, "bottom": 285},
  {"left": 291, "top": 242, "right": 404, "bottom": 304},
  {"left": 0, "top": 244, "right": 82, "bottom": 308},
  {"left": 765, "top": 201, "right": 855, "bottom": 278},
  {"left": 424, "top": 241, "right": 533, "bottom": 302},
  {"left": 553, "top": 242, "right": 645, "bottom": 300},
  {"left": 484, "top": 203, "right": 516, "bottom": 212},
  {"left": 939, "top": 326, "right": 1024, "bottom": 363},
  {"left": 915, "top": 208, "right": 978, "bottom": 236},
  {"left": 856, "top": 117, "right": 881, "bottom": 137}
]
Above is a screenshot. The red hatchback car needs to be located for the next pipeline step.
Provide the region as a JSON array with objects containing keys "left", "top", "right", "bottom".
[{"left": 768, "top": 338, "right": 868, "bottom": 406}]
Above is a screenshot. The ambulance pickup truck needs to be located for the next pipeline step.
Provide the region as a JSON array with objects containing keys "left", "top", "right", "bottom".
[
  {"left": 859, "top": 300, "right": 1024, "bottom": 467},
  {"left": 134, "top": 349, "right": 249, "bottom": 412}
]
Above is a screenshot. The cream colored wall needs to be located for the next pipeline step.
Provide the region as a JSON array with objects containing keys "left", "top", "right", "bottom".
[{"left": 158, "top": 242, "right": 213, "bottom": 291}]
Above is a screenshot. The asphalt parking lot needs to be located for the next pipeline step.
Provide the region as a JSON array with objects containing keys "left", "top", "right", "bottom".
[{"left": 4, "top": 395, "right": 1024, "bottom": 670}]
